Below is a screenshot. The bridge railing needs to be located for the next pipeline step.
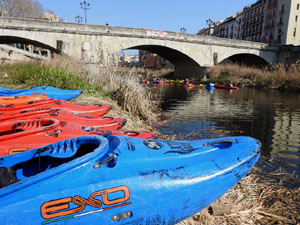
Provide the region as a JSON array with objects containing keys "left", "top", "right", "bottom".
[{"left": 0, "top": 17, "right": 278, "bottom": 51}]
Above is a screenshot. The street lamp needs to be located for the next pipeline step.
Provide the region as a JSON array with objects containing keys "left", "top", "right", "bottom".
[
  {"left": 206, "top": 19, "right": 213, "bottom": 36},
  {"left": 180, "top": 27, "right": 186, "bottom": 33},
  {"left": 75, "top": 15, "right": 83, "bottom": 23},
  {"left": 80, "top": 1, "right": 90, "bottom": 23}
]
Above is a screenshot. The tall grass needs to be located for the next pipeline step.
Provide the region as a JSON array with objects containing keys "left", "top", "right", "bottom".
[
  {"left": 1, "top": 63, "right": 96, "bottom": 91},
  {"left": 49, "top": 58, "right": 161, "bottom": 122},
  {"left": 207, "top": 61, "right": 300, "bottom": 92},
  {"left": 0, "top": 59, "right": 160, "bottom": 123}
]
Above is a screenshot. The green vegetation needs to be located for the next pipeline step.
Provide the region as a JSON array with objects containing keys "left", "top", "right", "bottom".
[
  {"left": 207, "top": 61, "right": 300, "bottom": 92},
  {"left": 0, "top": 63, "right": 97, "bottom": 91}
]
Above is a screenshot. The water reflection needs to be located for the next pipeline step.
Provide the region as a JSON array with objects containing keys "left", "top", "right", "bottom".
[{"left": 152, "top": 84, "right": 300, "bottom": 175}]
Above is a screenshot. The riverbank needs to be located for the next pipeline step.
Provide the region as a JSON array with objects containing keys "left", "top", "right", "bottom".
[
  {"left": 179, "top": 166, "right": 299, "bottom": 225},
  {"left": 0, "top": 61, "right": 299, "bottom": 224},
  {"left": 206, "top": 62, "right": 300, "bottom": 92}
]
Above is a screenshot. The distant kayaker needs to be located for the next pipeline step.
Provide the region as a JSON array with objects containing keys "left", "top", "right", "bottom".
[
  {"left": 226, "top": 81, "right": 233, "bottom": 87},
  {"left": 186, "top": 78, "right": 190, "bottom": 85}
]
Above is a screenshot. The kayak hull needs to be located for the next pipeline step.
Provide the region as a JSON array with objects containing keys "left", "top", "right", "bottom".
[
  {"left": 0, "top": 118, "right": 156, "bottom": 156},
  {"left": 184, "top": 84, "right": 197, "bottom": 88},
  {"left": 0, "top": 95, "right": 48, "bottom": 104},
  {"left": 205, "top": 85, "right": 215, "bottom": 90},
  {"left": 214, "top": 84, "right": 239, "bottom": 90},
  {"left": 0, "top": 135, "right": 260, "bottom": 224},
  {"left": 0, "top": 108, "right": 127, "bottom": 130},
  {"left": 0, "top": 86, "right": 82, "bottom": 100},
  {"left": 0, "top": 97, "right": 112, "bottom": 117}
]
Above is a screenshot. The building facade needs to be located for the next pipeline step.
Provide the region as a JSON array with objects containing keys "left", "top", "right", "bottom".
[
  {"left": 275, "top": 0, "right": 300, "bottom": 45},
  {"left": 242, "top": 0, "right": 266, "bottom": 42},
  {"left": 264, "top": 0, "right": 277, "bottom": 43},
  {"left": 198, "top": 0, "right": 300, "bottom": 46}
]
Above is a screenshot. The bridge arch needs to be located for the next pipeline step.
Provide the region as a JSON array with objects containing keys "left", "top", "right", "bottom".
[
  {"left": 217, "top": 48, "right": 273, "bottom": 66},
  {"left": 0, "top": 35, "right": 59, "bottom": 53},
  {"left": 124, "top": 44, "right": 201, "bottom": 71},
  {"left": 220, "top": 53, "right": 270, "bottom": 67}
]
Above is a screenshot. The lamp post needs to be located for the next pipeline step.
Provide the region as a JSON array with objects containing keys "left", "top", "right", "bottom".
[
  {"left": 180, "top": 27, "right": 186, "bottom": 33},
  {"left": 80, "top": 1, "right": 90, "bottom": 23},
  {"left": 75, "top": 15, "right": 83, "bottom": 23},
  {"left": 206, "top": 19, "right": 213, "bottom": 36}
]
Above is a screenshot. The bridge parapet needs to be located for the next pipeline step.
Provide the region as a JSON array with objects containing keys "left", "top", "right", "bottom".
[{"left": 0, "top": 17, "right": 278, "bottom": 51}]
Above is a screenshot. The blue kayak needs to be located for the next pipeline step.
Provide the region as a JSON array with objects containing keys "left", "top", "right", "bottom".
[
  {"left": 0, "top": 135, "right": 260, "bottom": 224},
  {"left": 0, "top": 86, "right": 82, "bottom": 100},
  {"left": 205, "top": 85, "right": 215, "bottom": 90}
]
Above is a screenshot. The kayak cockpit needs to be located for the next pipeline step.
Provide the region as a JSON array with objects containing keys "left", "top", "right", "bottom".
[{"left": 0, "top": 135, "right": 109, "bottom": 189}]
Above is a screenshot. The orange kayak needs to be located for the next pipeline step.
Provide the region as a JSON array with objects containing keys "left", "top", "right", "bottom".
[
  {"left": 0, "top": 97, "right": 112, "bottom": 117},
  {"left": 0, "top": 118, "right": 156, "bottom": 156},
  {"left": 0, "top": 107, "right": 126, "bottom": 130},
  {"left": 0, "top": 95, "right": 48, "bottom": 104}
]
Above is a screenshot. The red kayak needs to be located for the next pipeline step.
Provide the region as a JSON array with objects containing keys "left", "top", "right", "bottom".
[
  {"left": 0, "top": 97, "right": 112, "bottom": 117},
  {"left": 0, "top": 118, "right": 156, "bottom": 156},
  {"left": 0, "top": 108, "right": 126, "bottom": 130},
  {"left": 214, "top": 84, "right": 239, "bottom": 90},
  {"left": 159, "top": 81, "right": 167, "bottom": 84}
]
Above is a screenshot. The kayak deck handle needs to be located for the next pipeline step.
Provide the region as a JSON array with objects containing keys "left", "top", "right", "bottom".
[
  {"left": 93, "top": 153, "right": 117, "bottom": 169},
  {"left": 203, "top": 139, "right": 236, "bottom": 147},
  {"left": 0, "top": 103, "right": 13, "bottom": 108},
  {"left": 45, "top": 130, "right": 62, "bottom": 137},
  {"left": 47, "top": 111, "right": 59, "bottom": 116}
]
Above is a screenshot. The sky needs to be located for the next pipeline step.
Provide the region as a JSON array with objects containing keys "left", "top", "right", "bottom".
[{"left": 38, "top": 0, "right": 256, "bottom": 34}]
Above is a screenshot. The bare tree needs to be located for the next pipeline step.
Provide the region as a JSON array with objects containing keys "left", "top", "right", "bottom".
[{"left": 0, "top": 0, "right": 44, "bottom": 18}]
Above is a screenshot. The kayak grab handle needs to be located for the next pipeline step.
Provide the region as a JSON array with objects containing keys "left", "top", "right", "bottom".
[
  {"left": 93, "top": 153, "right": 117, "bottom": 169},
  {"left": 123, "top": 131, "right": 139, "bottom": 136},
  {"left": 203, "top": 139, "right": 236, "bottom": 147},
  {"left": 0, "top": 103, "right": 13, "bottom": 108}
]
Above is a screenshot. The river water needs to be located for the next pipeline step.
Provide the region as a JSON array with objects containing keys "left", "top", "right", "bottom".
[{"left": 151, "top": 84, "right": 300, "bottom": 176}]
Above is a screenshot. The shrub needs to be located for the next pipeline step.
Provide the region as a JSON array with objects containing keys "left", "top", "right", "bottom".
[{"left": 1, "top": 63, "right": 97, "bottom": 91}]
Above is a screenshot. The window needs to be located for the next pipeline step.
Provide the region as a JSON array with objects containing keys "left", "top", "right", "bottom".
[
  {"left": 293, "top": 28, "right": 296, "bottom": 37},
  {"left": 296, "top": 16, "right": 298, "bottom": 22},
  {"left": 281, "top": 4, "right": 284, "bottom": 14},
  {"left": 273, "top": 9, "right": 276, "bottom": 16},
  {"left": 270, "top": 30, "right": 274, "bottom": 38},
  {"left": 297, "top": 4, "right": 300, "bottom": 10},
  {"left": 279, "top": 17, "right": 283, "bottom": 24}
]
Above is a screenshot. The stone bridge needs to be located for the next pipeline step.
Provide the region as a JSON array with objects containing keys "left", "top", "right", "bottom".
[{"left": 0, "top": 17, "right": 296, "bottom": 77}]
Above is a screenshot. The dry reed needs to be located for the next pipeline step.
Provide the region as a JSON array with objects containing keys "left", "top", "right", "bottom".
[
  {"left": 178, "top": 166, "right": 300, "bottom": 225},
  {"left": 46, "top": 57, "right": 161, "bottom": 123},
  {"left": 207, "top": 61, "right": 300, "bottom": 91}
]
